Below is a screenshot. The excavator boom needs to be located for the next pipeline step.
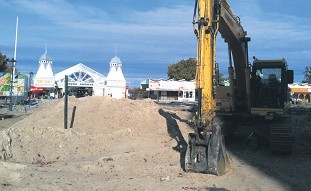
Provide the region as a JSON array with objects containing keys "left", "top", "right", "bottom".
[
  {"left": 194, "top": 0, "right": 250, "bottom": 120},
  {"left": 185, "top": 0, "right": 232, "bottom": 175}
]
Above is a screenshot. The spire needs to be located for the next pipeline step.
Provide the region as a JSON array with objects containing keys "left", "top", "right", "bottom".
[
  {"left": 39, "top": 45, "right": 52, "bottom": 61},
  {"left": 114, "top": 43, "right": 118, "bottom": 56},
  {"left": 45, "top": 43, "right": 48, "bottom": 54}
]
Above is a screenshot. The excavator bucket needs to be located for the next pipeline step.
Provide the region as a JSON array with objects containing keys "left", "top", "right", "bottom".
[
  {"left": 185, "top": 117, "right": 230, "bottom": 176},
  {"left": 207, "top": 117, "right": 230, "bottom": 175}
]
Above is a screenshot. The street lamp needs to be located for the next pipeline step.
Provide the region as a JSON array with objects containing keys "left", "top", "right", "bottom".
[
  {"left": 29, "top": 71, "right": 34, "bottom": 86},
  {"left": 8, "top": 58, "right": 16, "bottom": 111},
  {"left": 28, "top": 71, "right": 34, "bottom": 101}
]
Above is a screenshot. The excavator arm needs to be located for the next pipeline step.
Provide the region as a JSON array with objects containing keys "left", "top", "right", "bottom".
[
  {"left": 186, "top": 0, "right": 250, "bottom": 175},
  {"left": 194, "top": 0, "right": 218, "bottom": 121}
]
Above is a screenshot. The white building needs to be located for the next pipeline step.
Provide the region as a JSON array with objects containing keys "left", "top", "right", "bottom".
[
  {"left": 99, "top": 56, "right": 126, "bottom": 99},
  {"left": 53, "top": 56, "right": 127, "bottom": 99},
  {"left": 33, "top": 48, "right": 55, "bottom": 88},
  {"left": 54, "top": 63, "right": 105, "bottom": 90},
  {"left": 143, "top": 79, "right": 195, "bottom": 102},
  {"left": 288, "top": 83, "right": 311, "bottom": 103}
]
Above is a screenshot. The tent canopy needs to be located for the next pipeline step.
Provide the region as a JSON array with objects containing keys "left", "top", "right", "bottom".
[{"left": 29, "top": 86, "right": 43, "bottom": 93}]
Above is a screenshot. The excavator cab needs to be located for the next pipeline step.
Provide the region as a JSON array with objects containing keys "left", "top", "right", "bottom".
[{"left": 250, "top": 59, "right": 293, "bottom": 114}]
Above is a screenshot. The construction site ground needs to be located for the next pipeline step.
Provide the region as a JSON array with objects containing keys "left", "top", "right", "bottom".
[{"left": 0, "top": 97, "right": 310, "bottom": 191}]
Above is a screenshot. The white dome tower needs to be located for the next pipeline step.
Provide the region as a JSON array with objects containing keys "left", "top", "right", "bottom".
[
  {"left": 105, "top": 56, "right": 126, "bottom": 99},
  {"left": 34, "top": 47, "right": 55, "bottom": 88},
  {"left": 107, "top": 56, "right": 125, "bottom": 82}
]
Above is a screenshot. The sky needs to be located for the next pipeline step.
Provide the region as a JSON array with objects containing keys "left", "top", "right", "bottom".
[{"left": 0, "top": 0, "right": 310, "bottom": 87}]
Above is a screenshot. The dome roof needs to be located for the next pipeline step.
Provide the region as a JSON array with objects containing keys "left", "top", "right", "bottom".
[{"left": 110, "top": 56, "right": 121, "bottom": 64}]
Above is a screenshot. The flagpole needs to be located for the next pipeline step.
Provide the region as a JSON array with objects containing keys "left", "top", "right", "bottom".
[
  {"left": 9, "top": 16, "right": 18, "bottom": 111},
  {"left": 13, "top": 16, "right": 18, "bottom": 77}
]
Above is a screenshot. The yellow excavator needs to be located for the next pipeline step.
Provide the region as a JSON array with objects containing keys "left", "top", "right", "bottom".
[{"left": 186, "top": 0, "right": 294, "bottom": 175}]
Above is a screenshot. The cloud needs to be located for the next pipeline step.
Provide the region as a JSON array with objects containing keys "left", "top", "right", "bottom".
[
  {"left": 3, "top": 0, "right": 195, "bottom": 66},
  {"left": 11, "top": 0, "right": 109, "bottom": 24},
  {"left": 2, "top": 0, "right": 309, "bottom": 84}
]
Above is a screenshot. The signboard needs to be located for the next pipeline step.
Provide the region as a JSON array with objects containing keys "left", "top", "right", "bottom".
[
  {"left": 67, "top": 82, "right": 93, "bottom": 87},
  {"left": 0, "top": 72, "right": 26, "bottom": 96},
  {"left": 148, "top": 79, "right": 195, "bottom": 91},
  {"left": 34, "top": 78, "right": 55, "bottom": 88},
  {"left": 290, "top": 87, "right": 311, "bottom": 93}
]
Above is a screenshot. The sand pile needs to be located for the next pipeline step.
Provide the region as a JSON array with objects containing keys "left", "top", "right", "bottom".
[
  {"left": 0, "top": 97, "right": 169, "bottom": 164},
  {"left": 1, "top": 97, "right": 310, "bottom": 190}
]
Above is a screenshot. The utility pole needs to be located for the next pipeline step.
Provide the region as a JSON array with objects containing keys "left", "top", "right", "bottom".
[
  {"left": 9, "top": 59, "right": 17, "bottom": 111},
  {"left": 64, "top": 75, "right": 68, "bottom": 129}
]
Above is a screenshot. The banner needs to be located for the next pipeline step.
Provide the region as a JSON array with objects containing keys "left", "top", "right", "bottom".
[{"left": 0, "top": 72, "right": 26, "bottom": 96}]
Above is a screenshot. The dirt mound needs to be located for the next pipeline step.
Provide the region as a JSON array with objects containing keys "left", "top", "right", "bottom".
[
  {"left": 1, "top": 97, "right": 168, "bottom": 163},
  {"left": 2, "top": 97, "right": 309, "bottom": 190}
]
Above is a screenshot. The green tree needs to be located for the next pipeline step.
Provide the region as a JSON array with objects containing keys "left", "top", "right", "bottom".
[
  {"left": 303, "top": 65, "right": 311, "bottom": 83},
  {"left": 0, "top": 52, "right": 9, "bottom": 72},
  {"left": 167, "top": 58, "right": 196, "bottom": 80}
]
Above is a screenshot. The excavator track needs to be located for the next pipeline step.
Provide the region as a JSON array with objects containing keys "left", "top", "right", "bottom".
[{"left": 269, "top": 120, "right": 292, "bottom": 155}]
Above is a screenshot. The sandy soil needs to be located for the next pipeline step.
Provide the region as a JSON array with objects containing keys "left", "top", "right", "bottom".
[{"left": 0, "top": 97, "right": 310, "bottom": 191}]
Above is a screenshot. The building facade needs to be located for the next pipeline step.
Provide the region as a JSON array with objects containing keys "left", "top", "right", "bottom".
[
  {"left": 52, "top": 56, "right": 127, "bottom": 99},
  {"left": 55, "top": 63, "right": 105, "bottom": 89},
  {"left": 289, "top": 83, "right": 311, "bottom": 103},
  {"left": 142, "top": 79, "right": 195, "bottom": 102}
]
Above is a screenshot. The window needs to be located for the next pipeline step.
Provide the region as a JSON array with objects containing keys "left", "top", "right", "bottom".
[
  {"left": 260, "top": 68, "right": 282, "bottom": 84},
  {"left": 68, "top": 71, "right": 94, "bottom": 83},
  {"left": 179, "top": 91, "right": 183, "bottom": 97}
]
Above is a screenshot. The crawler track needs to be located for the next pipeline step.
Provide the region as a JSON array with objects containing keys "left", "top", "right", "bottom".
[{"left": 270, "top": 121, "right": 292, "bottom": 155}]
